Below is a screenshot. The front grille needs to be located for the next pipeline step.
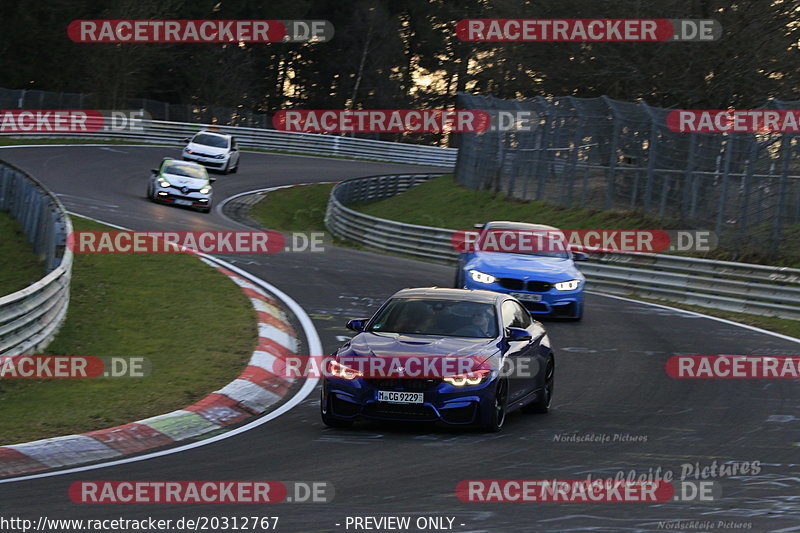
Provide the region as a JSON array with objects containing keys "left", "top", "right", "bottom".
[
  {"left": 163, "top": 194, "right": 204, "bottom": 203},
  {"left": 365, "top": 378, "right": 441, "bottom": 391},
  {"left": 363, "top": 403, "right": 437, "bottom": 420},
  {"left": 526, "top": 280, "right": 552, "bottom": 292},
  {"left": 498, "top": 278, "right": 525, "bottom": 290}
]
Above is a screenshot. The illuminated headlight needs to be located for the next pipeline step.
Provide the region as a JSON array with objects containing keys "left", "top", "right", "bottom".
[
  {"left": 159, "top": 180, "right": 171, "bottom": 188},
  {"left": 554, "top": 279, "right": 581, "bottom": 291},
  {"left": 327, "top": 360, "right": 363, "bottom": 380},
  {"left": 469, "top": 270, "right": 496, "bottom": 284},
  {"left": 444, "top": 369, "right": 490, "bottom": 387},
  {"left": 199, "top": 186, "right": 212, "bottom": 194}
]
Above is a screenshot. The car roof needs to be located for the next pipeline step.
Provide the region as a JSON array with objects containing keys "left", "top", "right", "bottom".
[
  {"left": 195, "top": 130, "right": 232, "bottom": 139},
  {"left": 390, "top": 287, "right": 504, "bottom": 304},
  {"left": 484, "top": 221, "right": 561, "bottom": 232}
]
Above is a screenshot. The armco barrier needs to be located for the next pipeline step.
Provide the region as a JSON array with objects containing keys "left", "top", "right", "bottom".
[
  {"left": 325, "top": 174, "right": 800, "bottom": 320},
  {"left": 0, "top": 162, "right": 72, "bottom": 357},
  {"left": 3, "top": 120, "right": 457, "bottom": 167}
]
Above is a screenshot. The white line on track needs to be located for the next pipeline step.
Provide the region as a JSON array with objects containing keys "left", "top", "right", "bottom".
[
  {"left": 587, "top": 291, "right": 800, "bottom": 344},
  {"left": 0, "top": 212, "right": 322, "bottom": 484}
]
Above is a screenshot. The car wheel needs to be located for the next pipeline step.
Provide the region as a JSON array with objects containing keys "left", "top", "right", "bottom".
[
  {"left": 222, "top": 160, "right": 230, "bottom": 174},
  {"left": 146, "top": 182, "right": 154, "bottom": 201},
  {"left": 523, "top": 357, "right": 554, "bottom": 414},
  {"left": 321, "top": 390, "right": 353, "bottom": 428},
  {"left": 230, "top": 161, "right": 238, "bottom": 174},
  {"left": 483, "top": 378, "right": 508, "bottom": 432}
]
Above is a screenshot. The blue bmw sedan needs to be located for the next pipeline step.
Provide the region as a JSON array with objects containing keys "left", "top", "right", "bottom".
[
  {"left": 321, "top": 288, "right": 555, "bottom": 432},
  {"left": 455, "top": 221, "right": 587, "bottom": 320}
]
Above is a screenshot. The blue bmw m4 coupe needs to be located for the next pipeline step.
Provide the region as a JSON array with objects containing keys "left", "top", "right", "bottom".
[
  {"left": 455, "top": 221, "right": 587, "bottom": 320},
  {"left": 321, "top": 287, "right": 555, "bottom": 432}
]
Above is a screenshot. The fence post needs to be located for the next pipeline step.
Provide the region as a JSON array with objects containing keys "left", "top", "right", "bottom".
[{"left": 714, "top": 136, "right": 735, "bottom": 238}]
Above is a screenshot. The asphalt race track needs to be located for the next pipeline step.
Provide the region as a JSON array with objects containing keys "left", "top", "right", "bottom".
[{"left": 1, "top": 145, "right": 798, "bottom": 532}]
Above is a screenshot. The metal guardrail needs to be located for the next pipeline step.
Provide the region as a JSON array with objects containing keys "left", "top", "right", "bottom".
[
  {"left": 0, "top": 162, "right": 72, "bottom": 357},
  {"left": 3, "top": 120, "right": 457, "bottom": 168},
  {"left": 326, "top": 173, "right": 800, "bottom": 321}
]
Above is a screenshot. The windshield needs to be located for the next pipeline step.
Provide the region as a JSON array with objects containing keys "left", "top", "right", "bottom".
[
  {"left": 163, "top": 162, "right": 208, "bottom": 180},
  {"left": 367, "top": 298, "right": 498, "bottom": 338},
  {"left": 479, "top": 228, "right": 570, "bottom": 259},
  {"left": 192, "top": 133, "right": 229, "bottom": 149}
]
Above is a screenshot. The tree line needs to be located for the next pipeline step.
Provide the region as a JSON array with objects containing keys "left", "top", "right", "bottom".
[{"left": 1, "top": 0, "right": 798, "bottom": 144}]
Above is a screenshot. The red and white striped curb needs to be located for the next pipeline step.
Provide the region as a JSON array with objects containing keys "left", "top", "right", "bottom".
[{"left": 0, "top": 258, "right": 299, "bottom": 477}]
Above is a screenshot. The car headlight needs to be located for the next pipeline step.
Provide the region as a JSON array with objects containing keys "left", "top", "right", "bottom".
[
  {"left": 444, "top": 369, "right": 491, "bottom": 387},
  {"left": 327, "top": 359, "right": 363, "bottom": 380},
  {"left": 554, "top": 279, "right": 581, "bottom": 291},
  {"left": 159, "top": 180, "right": 171, "bottom": 188},
  {"left": 199, "top": 186, "right": 212, "bottom": 194},
  {"left": 214, "top": 154, "right": 226, "bottom": 159},
  {"left": 469, "top": 269, "right": 496, "bottom": 284}
]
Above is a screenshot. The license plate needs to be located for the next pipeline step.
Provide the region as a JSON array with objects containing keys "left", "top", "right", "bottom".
[
  {"left": 511, "top": 292, "right": 542, "bottom": 302},
  {"left": 174, "top": 199, "right": 193, "bottom": 206},
  {"left": 377, "top": 391, "right": 423, "bottom": 404}
]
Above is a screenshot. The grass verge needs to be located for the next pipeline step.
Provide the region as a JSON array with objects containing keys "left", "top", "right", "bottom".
[
  {"left": 0, "top": 210, "right": 45, "bottom": 295},
  {"left": 0, "top": 216, "right": 258, "bottom": 444},
  {"left": 248, "top": 183, "right": 334, "bottom": 232}
]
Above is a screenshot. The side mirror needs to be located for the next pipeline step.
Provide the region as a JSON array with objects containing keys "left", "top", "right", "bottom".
[
  {"left": 209, "top": 177, "right": 217, "bottom": 183},
  {"left": 346, "top": 318, "right": 368, "bottom": 332},
  {"left": 150, "top": 168, "right": 159, "bottom": 174},
  {"left": 506, "top": 327, "right": 532, "bottom": 342},
  {"left": 572, "top": 251, "right": 588, "bottom": 262},
  {"left": 473, "top": 223, "right": 485, "bottom": 230}
]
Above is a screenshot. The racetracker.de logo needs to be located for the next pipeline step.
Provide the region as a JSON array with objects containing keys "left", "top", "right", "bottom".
[
  {"left": 666, "top": 355, "right": 800, "bottom": 378},
  {"left": 70, "top": 481, "right": 286, "bottom": 504},
  {"left": 456, "top": 480, "right": 674, "bottom": 502},
  {"left": 456, "top": 19, "right": 721, "bottom": 42},
  {"left": 0, "top": 110, "right": 148, "bottom": 133},
  {"left": 273, "top": 110, "right": 490, "bottom": 133},
  {"left": 67, "top": 231, "right": 290, "bottom": 254},
  {"left": 67, "top": 20, "right": 334, "bottom": 43},
  {"left": 667, "top": 110, "right": 800, "bottom": 132},
  {"left": 452, "top": 229, "right": 716, "bottom": 254}
]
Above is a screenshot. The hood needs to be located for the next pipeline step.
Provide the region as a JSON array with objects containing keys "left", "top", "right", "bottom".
[
  {"left": 186, "top": 142, "right": 228, "bottom": 156},
  {"left": 161, "top": 172, "right": 209, "bottom": 188},
  {"left": 467, "top": 252, "right": 582, "bottom": 281},
  {"left": 342, "top": 332, "right": 499, "bottom": 363}
]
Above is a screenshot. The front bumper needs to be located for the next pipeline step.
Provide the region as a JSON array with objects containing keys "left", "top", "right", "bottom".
[
  {"left": 462, "top": 278, "right": 583, "bottom": 317},
  {"left": 153, "top": 189, "right": 212, "bottom": 209},
  {"left": 322, "top": 377, "right": 496, "bottom": 425},
  {"left": 183, "top": 152, "right": 227, "bottom": 168}
]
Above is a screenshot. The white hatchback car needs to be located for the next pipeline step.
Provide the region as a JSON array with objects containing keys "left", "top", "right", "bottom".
[{"left": 182, "top": 131, "right": 240, "bottom": 174}]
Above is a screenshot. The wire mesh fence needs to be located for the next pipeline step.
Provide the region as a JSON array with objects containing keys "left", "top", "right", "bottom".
[
  {"left": 0, "top": 87, "right": 273, "bottom": 128},
  {"left": 454, "top": 93, "right": 800, "bottom": 259}
]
